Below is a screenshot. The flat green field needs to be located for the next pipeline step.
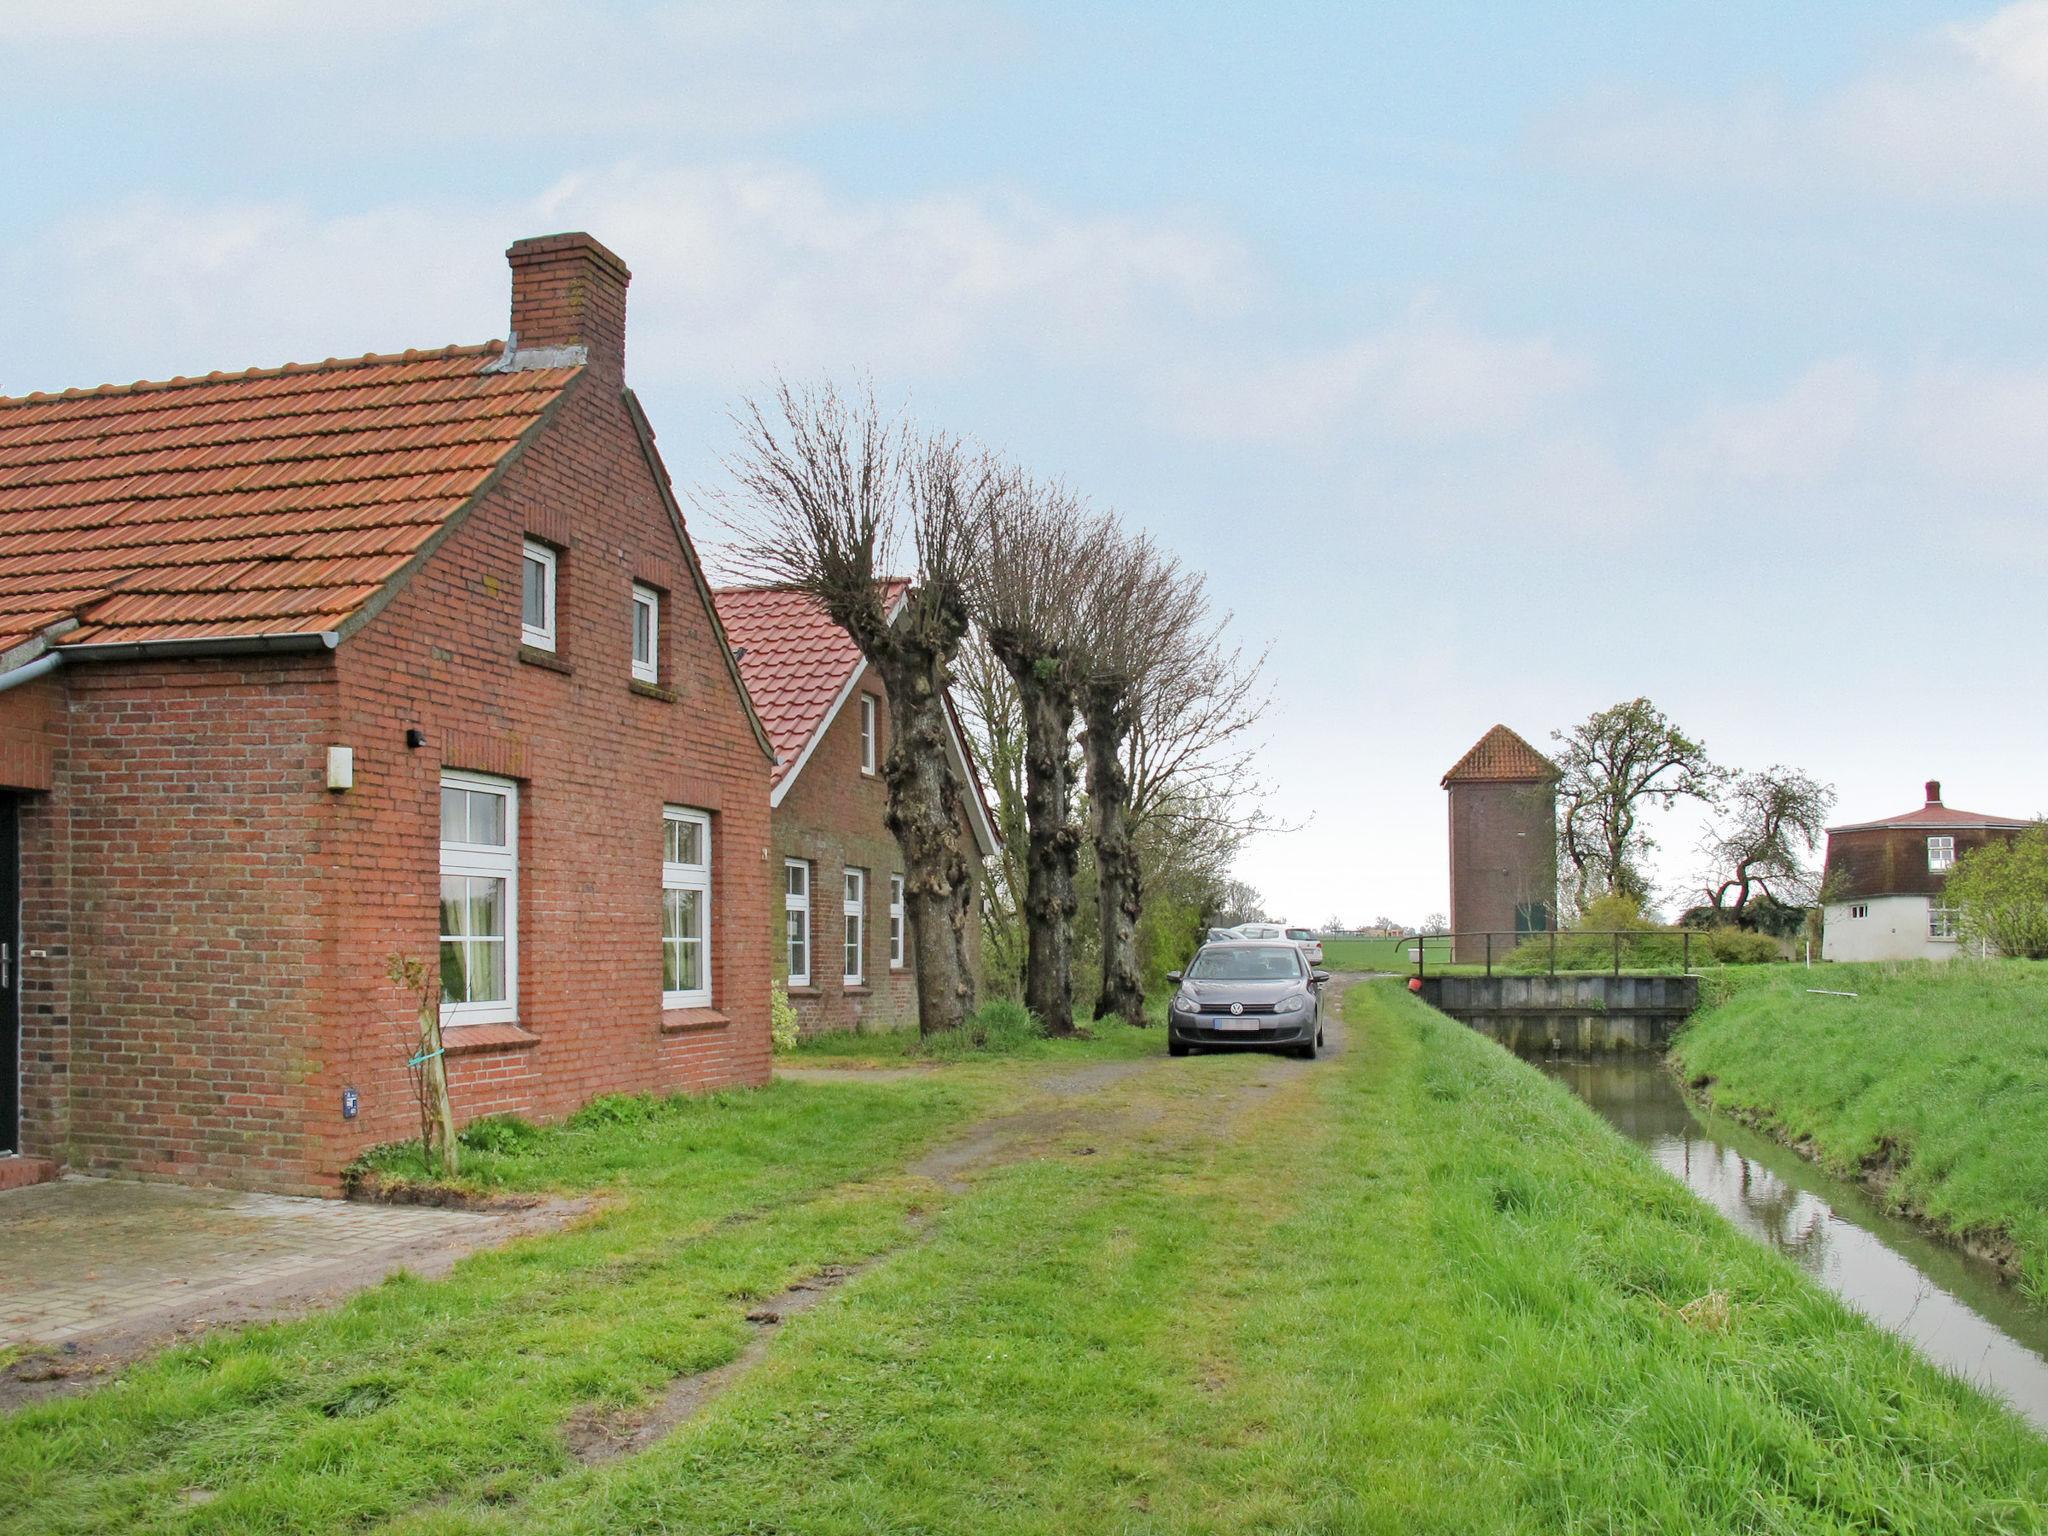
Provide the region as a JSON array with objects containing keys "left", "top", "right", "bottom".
[
  {"left": 1676, "top": 959, "right": 2048, "bottom": 1296},
  {"left": 6, "top": 983, "right": 2044, "bottom": 1533},
  {"left": 1318, "top": 933, "right": 1454, "bottom": 970}
]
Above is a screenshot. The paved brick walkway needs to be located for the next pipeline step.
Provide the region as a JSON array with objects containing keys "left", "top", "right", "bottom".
[{"left": 0, "top": 1176, "right": 543, "bottom": 1351}]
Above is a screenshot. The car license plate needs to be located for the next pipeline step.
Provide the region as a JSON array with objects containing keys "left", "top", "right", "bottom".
[{"left": 1212, "top": 1017, "right": 1258, "bottom": 1031}]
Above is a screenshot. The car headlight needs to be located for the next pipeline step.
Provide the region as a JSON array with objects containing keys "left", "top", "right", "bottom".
[
  {"left": 1277, "top": 994, "right": 1306, "bottom": 1014},
  {"left": 1172, "top": 993, "right": 1199, "bottom": 1014}
]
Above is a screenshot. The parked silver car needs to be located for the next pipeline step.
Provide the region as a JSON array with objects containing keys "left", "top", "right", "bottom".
[{"left": 1166, "top": 941, "right": 1329, "bottom": 1059}]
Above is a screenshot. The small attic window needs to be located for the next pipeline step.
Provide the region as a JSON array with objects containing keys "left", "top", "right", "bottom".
[{"left": 522, "top": 540, "right": 557, "bottom": 652}]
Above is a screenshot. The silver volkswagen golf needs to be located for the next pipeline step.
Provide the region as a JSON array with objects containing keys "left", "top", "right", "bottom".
[{"left": 1166, "top": 941, "right": 1328, "bottom": 1059}]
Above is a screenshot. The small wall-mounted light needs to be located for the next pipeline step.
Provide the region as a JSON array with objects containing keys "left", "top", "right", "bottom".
[
  {"left": 405, "top": 728, "right": 427, "bottom": 750},
  {"left": 326, "top": 745, "right": 355, "bottom": 792}
]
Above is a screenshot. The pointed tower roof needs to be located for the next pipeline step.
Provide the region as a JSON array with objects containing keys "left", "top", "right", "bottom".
[{"left": 1442, "top": 724, "right": 1557, "bottom": 787}]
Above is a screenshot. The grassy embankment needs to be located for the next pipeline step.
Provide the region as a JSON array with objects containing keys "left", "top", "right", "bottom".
[
  {"left": 5, "top": 984, "right": 2046, "bottom": 1532},
  {"left": 1676, "top": 959, "right": 2048, "bottom": 1296}
]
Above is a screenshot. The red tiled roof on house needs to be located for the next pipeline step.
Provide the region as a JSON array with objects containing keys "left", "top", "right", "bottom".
[
  {"left": 712, "top": 581, "right": 909, "bottom": 788},
  {"left": 0, "top": 344, "right": 579, "bottom": 659},
  {"left": 1441, "top": 724, "right": 1556, "bottom": 786},
  {"left": 712, "top": 580, "right": 999, "bottom": 855},
  {"left": 1828, "top": 780, "right": 2031, "bottom": 834}
]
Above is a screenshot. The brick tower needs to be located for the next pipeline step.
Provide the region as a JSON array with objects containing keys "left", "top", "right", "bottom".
[{"left": 1442, "top": 725, "right": 1558, "bottom": 963}]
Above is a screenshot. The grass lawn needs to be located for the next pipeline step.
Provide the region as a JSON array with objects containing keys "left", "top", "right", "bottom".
[
  {"left": 1675, "top": 959, "right": 2048, "bottom": 1296},
  {"left": 6, "top": 983, "right": 2046, "bottom": 1533},
  {"left": 1317, "top": 934, "right": 1452, "bottom": 970}
]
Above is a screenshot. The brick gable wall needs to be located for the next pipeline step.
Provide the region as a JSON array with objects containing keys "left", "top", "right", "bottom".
[{"left": 316, "top": 373, "right": 772, "bottom": 1182}]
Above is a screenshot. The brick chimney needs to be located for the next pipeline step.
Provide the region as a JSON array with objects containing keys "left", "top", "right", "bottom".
[
  {"left": 503, "top": 233, "right": 631, "bottom": 378},
  {"left": 1926, "top": 779, "right": 1943, "bottom": 806}
]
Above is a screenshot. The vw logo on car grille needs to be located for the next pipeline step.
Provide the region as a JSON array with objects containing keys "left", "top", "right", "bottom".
[{"left": 1230, "top": 1002, "right": 1244, "bottom": 1015}]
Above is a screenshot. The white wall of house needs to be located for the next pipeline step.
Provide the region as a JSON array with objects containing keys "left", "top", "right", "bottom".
[{"left": 1822, "top": 895, "right": 1962, "bottom": 962}]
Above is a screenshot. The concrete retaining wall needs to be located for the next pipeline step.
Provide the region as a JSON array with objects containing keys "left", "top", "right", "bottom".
[{"left": 1419, "top": 974, "right": 1699, "bottom": 1053}]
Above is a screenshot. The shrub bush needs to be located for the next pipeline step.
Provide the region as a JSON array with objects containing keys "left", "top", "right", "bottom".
[
  {"left": 919, "top": 997, "right": 1047, "bottom": 1059},
  {"left": 458, "top": 1114, "right": 541, "bottom": 1156},
  {"left": 769, "top": 984, "right": 801, "bottom": 1054}
]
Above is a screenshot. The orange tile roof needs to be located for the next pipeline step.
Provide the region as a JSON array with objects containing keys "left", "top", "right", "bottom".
[
  {"left": 0, "top": 343, "right": 579, "bottom": 658},
  {"left": 1442, "top": 724, "right": 1556, "bottom": 785},
  {"left": 712, "top": 582, "right": 908, "bottom": 787}
]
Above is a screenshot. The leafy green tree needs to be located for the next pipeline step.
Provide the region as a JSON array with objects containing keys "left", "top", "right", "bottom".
[
  {"left": 1695, "top": 767, "right": 1834, "bottom": 927},
  {"left": 1945, "top": 823, "right": 2048, "bottom": 960},
  {"left": 1553, "top": 698, "right": 1723, "bottom": 913}
]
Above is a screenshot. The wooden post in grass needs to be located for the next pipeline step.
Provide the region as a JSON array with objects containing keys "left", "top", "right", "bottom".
[{"left": 388, "top": 955, "right": 459, "bottom": 1176}]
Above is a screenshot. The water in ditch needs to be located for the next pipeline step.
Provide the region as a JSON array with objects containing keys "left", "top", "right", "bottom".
[{"left": 1538, "top": 1054, "right": 2048, "bottom": 1435}]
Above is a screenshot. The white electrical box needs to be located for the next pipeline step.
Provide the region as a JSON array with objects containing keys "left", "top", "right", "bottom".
[{"left": 326, "top": 745, "right": 355, "bottom": 792}]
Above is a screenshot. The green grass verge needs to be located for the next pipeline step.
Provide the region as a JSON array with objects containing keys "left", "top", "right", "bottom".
[
  {"left": 1674, "top": 959, "right": 2048, "bottom": 1296},
  {"left": 787, "top": 998, "right": 1167, "bottom": 1067},
  {"left": 1318, "top": 934, "right": 1453, "bottom": 970},
  {"left": 6, "top": 985, "right": 2045, "bottom": 1532}
]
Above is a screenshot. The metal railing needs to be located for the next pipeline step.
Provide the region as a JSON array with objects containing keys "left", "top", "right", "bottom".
[{"left": 1409, "top": 928, "right": 1695, "bottom": 979}]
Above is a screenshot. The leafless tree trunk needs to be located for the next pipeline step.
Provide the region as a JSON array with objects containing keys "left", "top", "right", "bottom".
[
  {"left": 952, "top": 630, "right": 1028, "bottom": 995},
  {"left": 711, "top": 379, "right": 987, "bottom": 1035},
  {"left": 1075, "top": 536, "right": 1200, "bottom": 1025},
  {"left": 971, "top": 482, "right": 1108, "bottom": 1035}
]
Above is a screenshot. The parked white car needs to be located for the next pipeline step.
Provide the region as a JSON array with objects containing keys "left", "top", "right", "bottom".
[
  {"left": 1285, "top": 926, "right": 1324, "bottom": 966},
  {"left": 1231, "top": 923, "right": 1288, "bottom": 941}
]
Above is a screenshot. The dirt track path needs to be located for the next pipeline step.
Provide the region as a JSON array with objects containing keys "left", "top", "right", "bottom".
[
  {"left": 567, "top": 978, "right": 1365, "bottom": 1460},
  {"left": 779, "top": 976, "right": 1358, "bottom": 1195}
]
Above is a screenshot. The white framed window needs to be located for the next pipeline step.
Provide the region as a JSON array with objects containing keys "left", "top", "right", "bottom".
[
  {"left": 843, "top": 867, "right": 867, "bottom": 984},
  {"left": 889, "top": 873, "right": 906, "bottom": 969},
  {"left": 1849, "top": 903, "right": 1869, "bottom": 919},
  {"left": 859, "top": 694, "right": 878, "bottom": 775},
  {"left": 1928, "top": 835, "right": 1956, "bottom": 872},
  {"left": 522, "top": 539, "right": 557, "bottom": 652},
  {"left": 1930, "top": 905, "right": 1960, "bottom": 941},
  {"left": 662, "top": 808, "right": 712, "bottom": 1007},
  {"left": 440, "top": 772, "right": 517, "bottom": 1025},
  {"left": 631, "top": 584, "right": 660, "bottom": 685},
  {"left": 785, "top": 859, "right": 811, "bottom": 987}
]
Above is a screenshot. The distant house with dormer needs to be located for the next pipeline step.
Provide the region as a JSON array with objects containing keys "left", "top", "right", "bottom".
[{"left": 1821, "top": 780, "right": 2030, "bottom": 961}]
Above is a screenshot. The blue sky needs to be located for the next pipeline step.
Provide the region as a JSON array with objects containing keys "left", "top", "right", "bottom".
[{"left": 7, "top": 0, "right": 2046, "bottom": 923}]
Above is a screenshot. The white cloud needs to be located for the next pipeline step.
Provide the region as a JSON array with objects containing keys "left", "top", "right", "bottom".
[
  {"left": 1162, "top": 302, "right": 1591, "bottom": 445},
  {"left": 1675, "top": 359, "right": 1881, "bottom": 483},
  {"left": 3, "top": 1, "right": 1013, "bottom": 140},
  {"left": 1538, "top": 1, "right": 2048, "bottom": 202},
  {"left": 3, "top": 164, "right": 1253, "bottom": 394},
  {"left": 1672, "top": 355, "right": 2048, "bottom": 496}
]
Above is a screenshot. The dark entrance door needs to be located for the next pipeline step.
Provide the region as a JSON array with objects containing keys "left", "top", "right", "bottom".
[{"left": 1, "top": 795, "right": 18, "bottom": 1155}]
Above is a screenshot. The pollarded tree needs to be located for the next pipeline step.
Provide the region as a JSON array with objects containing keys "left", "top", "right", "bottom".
[
  {"left": 1553, "top": 698, "right": 1724, "bottom": 914},
  {"left": 1946, "top": 822, "right": 2048, "bottom": 960},
  {"left": 1695, "top": 767, "right": 1834, "bottom": 926},
  {"left": 969, "top": 478, "right": 1112, "bottom": 1035},
  {"left": 713, "top": 378, "right": 989, "bottom": 1035},
  {"left": 1076, "top": 534, "right": 1199, "bottom": 1025}
]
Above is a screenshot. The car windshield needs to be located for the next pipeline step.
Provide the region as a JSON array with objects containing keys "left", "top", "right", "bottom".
[
  {"left": 1286, "top": 929, "right": 1313, "bottom": 941},
  {"left": 1188, "top": 945, "right": 1303, "bottom": 982}
]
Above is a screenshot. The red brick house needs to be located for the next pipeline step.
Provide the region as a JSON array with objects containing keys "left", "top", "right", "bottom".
[
  {"left": 713, "top": 584, "right": 997, "bottom": 1035},
  {"left": 0, "top": 232, "right": 775, "bottom": 1194}
]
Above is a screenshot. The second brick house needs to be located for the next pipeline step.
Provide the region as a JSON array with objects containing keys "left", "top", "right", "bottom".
[
  {"left": 714, "top": 584, "right": 998, "bottom": 1034},
  {"left": 0, "top": 232, "right": 775, "bottom": 1194}
]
